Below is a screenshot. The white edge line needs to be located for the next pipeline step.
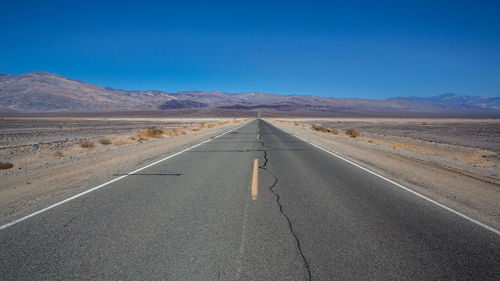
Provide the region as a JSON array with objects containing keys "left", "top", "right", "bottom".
[
  {"left": 0, "top": 121, "right": 251, "bottom": 231},
  {"left": 266, "top": 120, "right": 500, "bottom": 236}
]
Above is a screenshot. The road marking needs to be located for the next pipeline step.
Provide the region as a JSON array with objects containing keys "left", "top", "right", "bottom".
[
  {"left": 0, "top": 121, "right": 252, "bottom": 231},
  {"left": 266, "top": 120, "right": 500, "bottom": 236},
  {"left": 251, "top": 158, "right": 259, "bottom": 200}
]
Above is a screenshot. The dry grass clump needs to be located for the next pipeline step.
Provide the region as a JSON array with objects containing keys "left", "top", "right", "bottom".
[
  {"left": 80, "top": 140, "right": 95, "bottom": 148},
  {"left": 98, "top": 138, "right": 112, "bottom": 145},
  {"left": 421, "top": 122, "right": 428, "bottom": 126},
  {"left": 345, "top": 128, "right": 360, "bottom": 138},
  {"left": 0, "top": 162, "right": 14, "bottom": 170},
  {"left": 329, "top": 128, "right": 340, "bottom": 135},
  {"left": 165, "top": 128, "right": 187, "bottom": 136},
  {"left": 53, "top": 151, "right": 64, "bottom": 158},
  {"left": 312, "top": 125, "right": 340, "bottom": 135},
  {"left": 293, "top": 121, "right": 299, "bottom": 126},
  {"left": 312, "top": 125, "right": 329, "bottom": 133},
  {"left": 192, "top": 123, "right": 207, "bottom": 131},
  {"left": 139, "top": 126, "right": 165, "bottom": 138}
]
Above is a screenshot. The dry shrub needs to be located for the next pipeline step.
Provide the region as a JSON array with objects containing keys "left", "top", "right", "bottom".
[
  {"left": 192, "top": 123, "right": 207, "bottom": 131},
  {"left": 59, "top": 124, "right": 64, "bottom": 129},
  {"left": 80, "top": 140, "right": 95, "bottom": 148},
  {"left": 139, "top": 126, "right": 165, "bottom": 138},
  {"left": 0, "top": 162, "right": 14, "bottom": 170},
  {"left": 345, "top": 128, "right": 360, "bottom": 138},
  {"left": 329, "top": 128, "right": 340, "bottom": 135},
  {"left": 293, "top": 121, "right": 299, "bottom": 126},
  {"left": 53, "top": 151, "right": 64, "bottom": 157},
  {"left": 312, "top": 125, "right": 330, "bottom": 133},
  {"left": 98, "top": 138, "right": 112, "bottom": 145},
  {"left": 312, "top": 125, "right": 340, "bottom": 135},
  {"left": 421, "top": 122, "right": 428, "bottom": 126},
  {"left": 166, "top": 128, "right": 187, "bottom": 136}
]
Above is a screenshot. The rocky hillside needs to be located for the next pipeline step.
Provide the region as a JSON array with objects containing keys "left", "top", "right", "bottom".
[
  {"left": 0, "top": 72, "right": 499, "bottom": 115},
  {"left": 0, "top": 72, "right": 174, "bottom": 112}
]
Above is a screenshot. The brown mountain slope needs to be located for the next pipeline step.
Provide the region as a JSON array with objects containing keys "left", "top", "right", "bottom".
[
  {"left": 0, "top": 72, "right": 174, "bottom": 112},
  {"left": 0, "top": 72, "right": 498, "bottom": 115}
]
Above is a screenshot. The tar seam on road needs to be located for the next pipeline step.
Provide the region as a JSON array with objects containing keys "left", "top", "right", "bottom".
[
  {"left": 266, "top": 120, "right": 500, "bottom": 236},
  {"left": 258, "top": 132, "right": 312, "bottom": 281},
  {"left": 0, "top": 121, "right": 250, "bottom": 231}
]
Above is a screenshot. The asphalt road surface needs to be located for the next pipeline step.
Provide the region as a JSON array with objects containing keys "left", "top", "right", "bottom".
[{"left": 1, "top": 119, "right": 499, "bottom": 280}]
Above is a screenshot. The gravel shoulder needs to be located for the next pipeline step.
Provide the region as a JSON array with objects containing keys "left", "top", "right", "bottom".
[
  {"left": 267, "top": 118, "right": 500, "bottom": 230},
  {"left": 0, "top": 118, "right": 247, "bottom": 222}
]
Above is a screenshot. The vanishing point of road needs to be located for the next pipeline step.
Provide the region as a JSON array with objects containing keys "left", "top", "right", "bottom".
[{"left": 1, "top": 119, "right": 499, "bottom": 280}]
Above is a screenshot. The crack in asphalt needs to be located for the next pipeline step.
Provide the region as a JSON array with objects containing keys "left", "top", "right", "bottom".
[{"left": 258, "top": 131, "right": 312, "bottom": 281}]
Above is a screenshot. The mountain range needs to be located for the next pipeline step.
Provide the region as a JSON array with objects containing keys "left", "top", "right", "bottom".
[{"left": 1, "top": 72, "right": 499, "bottom": 116}]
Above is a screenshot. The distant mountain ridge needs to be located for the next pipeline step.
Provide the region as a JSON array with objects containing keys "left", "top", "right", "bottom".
[{"left": 0, "top": 72, "right": 499, "bottom": 115}]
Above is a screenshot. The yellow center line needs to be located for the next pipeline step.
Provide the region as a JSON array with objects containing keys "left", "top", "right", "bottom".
[{"left": 251, "top": 158, "right": 259, "bottom": 200}]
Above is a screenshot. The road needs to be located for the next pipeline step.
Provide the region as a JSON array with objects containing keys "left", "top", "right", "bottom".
[{"left": 1, "top": 119, "right": 499, "bottom": 280}]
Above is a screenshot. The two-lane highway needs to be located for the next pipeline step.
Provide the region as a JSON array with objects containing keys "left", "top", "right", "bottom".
[{"left": 1, "top": 119, "right": 499, "bottom": 280}]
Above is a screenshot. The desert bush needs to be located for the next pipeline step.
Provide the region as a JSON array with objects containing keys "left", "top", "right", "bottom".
[
  {"left": 98, "top": 138, "right": 112, "bottom": 145},
  {"left": 329, "top": 128, "right": 340, "bottom": 135},
  {"left": 312, "top": 125, "right": 340, "bottom": 135},
  {"left": 53, "top": 151, "right": 64, "bottom": 157},
  {"left": 293, "top": 121, "right": 299, "bottom": 126},
  {"left": 139, "top": 126, "right": 165, "bottom": 138},
  {"left": 0, "top": 162, "right": 14, "bottom": 170},
  {"left": 79, "top": 140, "right": 95, "bottom": 148},
  {"left": 345, "top": 128, "right": 360, "bottom": 138},
  {"left": 421, "top": 122, "right": 428, "bottom": 126},
  {"left": 192, "top": 123, "right": 207, "bottom": 131},
  {"left": 312, "top": 125, "right": 329, "bottom": 133},
  {"left": 168, "top": 128, "right": 187, "bottom": 136},
  {"left": 165, "top": 128, "right": 186, "bottom": 135},
  {"left": 136, "top": 135, "right": 149, "bottom": 141},
  {"left": 59, "top": 124, "right": 64, "bottom": 129}
]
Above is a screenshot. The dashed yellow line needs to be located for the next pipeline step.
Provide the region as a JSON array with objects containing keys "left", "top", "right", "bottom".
[{"left": 251, "top": 158, "right": 259, "bottom": 200}]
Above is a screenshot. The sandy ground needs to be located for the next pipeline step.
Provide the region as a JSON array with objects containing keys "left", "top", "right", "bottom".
[
  {"left": 267, "top": 118, "right": 500, "bottom": 229},
  {"left": 0, "top": 118, "right": 247, "bottom": 220}
]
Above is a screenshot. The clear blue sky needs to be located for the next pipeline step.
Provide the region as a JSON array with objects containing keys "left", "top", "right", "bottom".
[{"left": 1, "top": 0, "right": 499, "bottom": 98}]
